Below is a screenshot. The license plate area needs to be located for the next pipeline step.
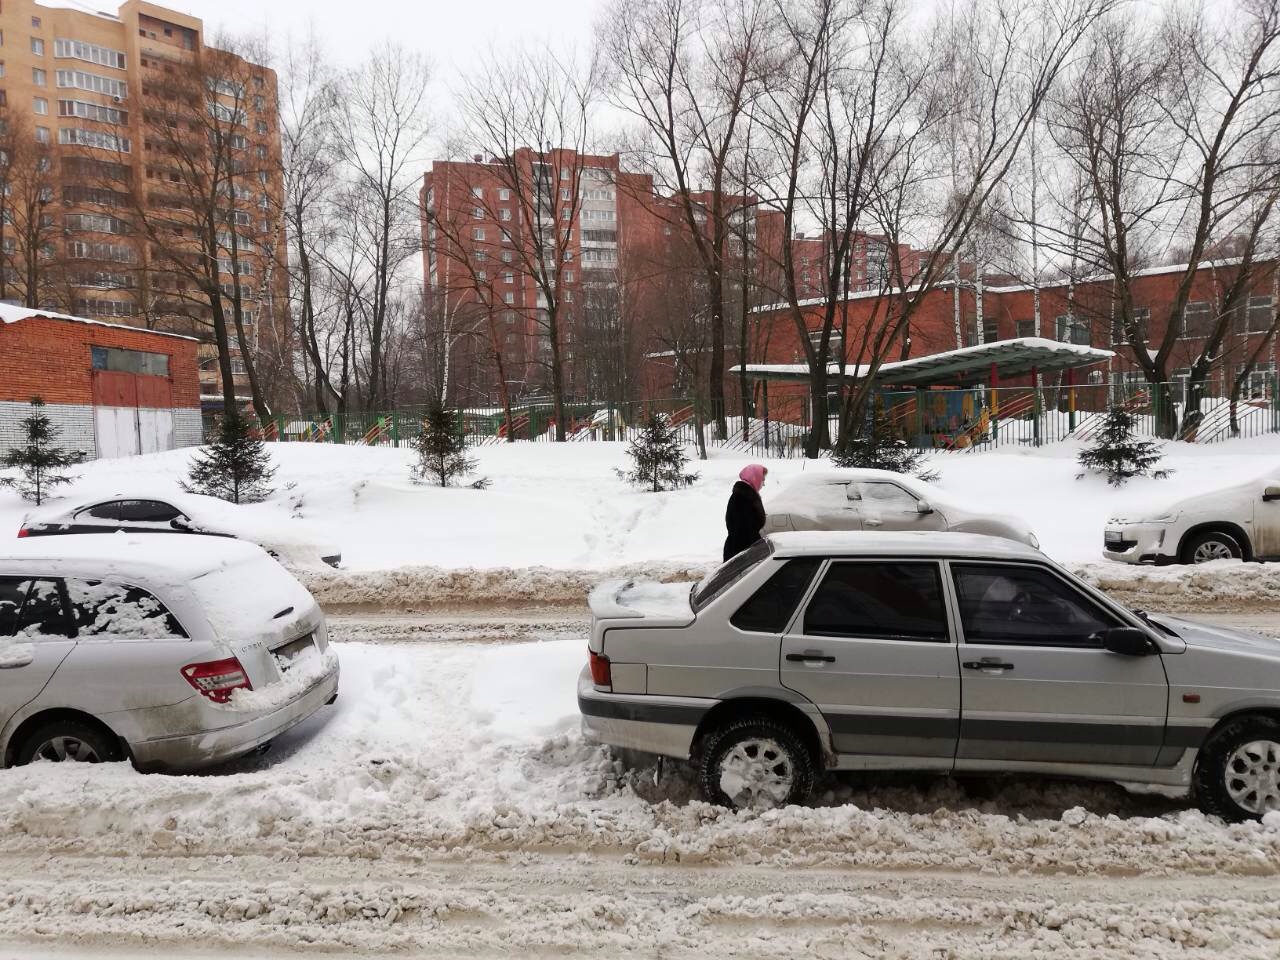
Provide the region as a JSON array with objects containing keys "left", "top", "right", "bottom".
[
  {"left": 1104, "top": 531, "right": 1124, "bottom": 545},
  {"left": 272, "top": 633, "right": 314, "bottom": 669}
]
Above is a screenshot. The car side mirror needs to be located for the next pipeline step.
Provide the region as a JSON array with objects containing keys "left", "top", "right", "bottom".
[
  {"left": 1263, "top": 486, "right": 1280, "bottom": 502},
  {"left": 1100, "top": 626, "right": 1154, "bottom": 656},
  {"left": 917, "top": 499, "right": 934, "bottom": 515},
  {"left": 170, "top": 517, "right": 190, "bottom": 530}
]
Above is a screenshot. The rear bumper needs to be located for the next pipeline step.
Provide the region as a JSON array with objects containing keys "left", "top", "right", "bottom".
[
  {"left": 128, "top": 662, "right": 340, "bottom": 772},
  {"left": 577, "top": 666, "right": 708, "bottom": 760}
]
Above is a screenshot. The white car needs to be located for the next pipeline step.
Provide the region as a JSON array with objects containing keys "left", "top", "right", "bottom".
[
  {"left": 18, "top": 490, "right": 342, "bottom": 569},
  {"left": 1103, "top": 476, "right": 1280, "bottom": 564},
  {"left": 0, "top": 534, "right": 339, "bottom": 771},
  {"left": 765, "top": 470, "right": 1039, "bottom": 548}
]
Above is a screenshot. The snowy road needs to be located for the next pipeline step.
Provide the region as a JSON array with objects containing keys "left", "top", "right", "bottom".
[{"left": 0, "top": 615, "right": 1278, "bottom": 957}]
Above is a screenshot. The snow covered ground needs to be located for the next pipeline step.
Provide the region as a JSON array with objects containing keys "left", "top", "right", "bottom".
[
  {"left": 0, "top": 618, "right": 1276, "bottom": 957},
  {"left": 4, "top": 434, "right": 1280, "bottom": 608}
]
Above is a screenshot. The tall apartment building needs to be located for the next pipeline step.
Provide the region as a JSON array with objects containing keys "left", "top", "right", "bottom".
[
  {"left": 791, "top": 230, "right": 930, "bottom": 300},
  {"left": 422, "top": 148, "right": 779, "bottom": 405},
  {"left": 0, "top": 0, "right": 284, "bottom": 405}
]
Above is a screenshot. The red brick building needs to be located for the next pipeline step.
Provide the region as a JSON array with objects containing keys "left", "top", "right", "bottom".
[
  {"left": 0, "top": 304, "right": 201, "bottom": 459},
  {"left": 790, "top": 231, "right": 931, "bottom": 300}
]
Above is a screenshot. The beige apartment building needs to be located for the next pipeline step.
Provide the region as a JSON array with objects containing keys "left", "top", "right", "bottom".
[{"left": 0, "top": 0, "right": 284, "bottom": 405}]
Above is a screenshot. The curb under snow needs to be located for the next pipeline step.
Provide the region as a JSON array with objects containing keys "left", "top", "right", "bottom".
[{"left": 299, "top": 557, "right": 1280, "bottom": 613}]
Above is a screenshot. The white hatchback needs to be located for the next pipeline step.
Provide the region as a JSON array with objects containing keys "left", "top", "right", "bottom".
[
  {"left": 1103, "top": 475, "right": 1280, "bottom": 564},
  {"left": 0, "top": 534, "right": 339, "bottom": 771}
]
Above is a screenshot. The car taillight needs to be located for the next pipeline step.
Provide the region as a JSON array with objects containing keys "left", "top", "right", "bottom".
[
  {"left": 16, "top": 527, "right": 29, "bottom": 538},
  {"left": 181, "top": 657, "right": 252, "bottom": 703},
  {"left": 589, "top": 649, "right": 611, "bottom": 686}
]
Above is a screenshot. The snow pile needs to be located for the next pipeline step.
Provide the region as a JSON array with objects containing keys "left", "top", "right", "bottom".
[
  {"left": 223, "top": 647, "right": 338, "bottom": 713},
  {"left": 1072, "top": 558, "right": 1280, "bottom": 609}
]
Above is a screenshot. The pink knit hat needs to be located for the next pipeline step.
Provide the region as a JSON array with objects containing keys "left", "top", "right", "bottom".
[{"left": 739, "top": 464, "right": 767, "bottom": 491}]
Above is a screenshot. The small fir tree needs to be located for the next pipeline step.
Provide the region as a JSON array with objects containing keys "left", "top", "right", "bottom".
[
  {"left": 0, "top": 397, "right": 85, "bottom": 504},
  {"left": 411, "top": 404, "right": 485, "bottom": 488},
  {"left": 1077, "top": 405, "right": 1171, "bottom": 486},
  {"left": 184, "top": 413, "right": 277, "bottom": 504},
  {"left": 832, "top": 398, "right": 936, "bottom": 479},
  {"left": 618, "top": 414, "right": 699, "bottom": 492}
]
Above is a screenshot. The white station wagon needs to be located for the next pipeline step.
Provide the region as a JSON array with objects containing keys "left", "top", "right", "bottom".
[
  {"left": 581, "top": 531, "right": 1280, "bottom": 820},
  {"left": 0, "top": 534, "right": 339, "bottom": 771}
]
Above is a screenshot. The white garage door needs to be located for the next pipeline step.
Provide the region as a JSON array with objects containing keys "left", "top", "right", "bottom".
[
  {"left": 94, "top": 407, "right": 141, "bottom": 459},
  {"left": 138, "top": 408, "right": 174, "bottom": 455}
]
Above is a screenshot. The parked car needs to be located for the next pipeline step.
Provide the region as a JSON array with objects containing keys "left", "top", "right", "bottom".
[
  {"left": 764, "top": 469, "right": 1038, "bottom": 548},
  {"left": 17, "top": 491, "right": 342, "bottom": 569},
  {"left": 0, "top": 534, "right": 339, "bottom": 771},
  {"left": 1104, "top": 475, "right": 1280, "bottom": 564},
  {"left": 580, "top": 530, "right": 1280, "bottom": 820}
]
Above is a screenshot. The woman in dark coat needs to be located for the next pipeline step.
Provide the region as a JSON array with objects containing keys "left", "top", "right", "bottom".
[{"left": 723, "top": 464, "right": 768, "bottom": 561}]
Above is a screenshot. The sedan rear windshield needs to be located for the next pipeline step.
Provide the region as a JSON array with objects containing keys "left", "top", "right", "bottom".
[{"left": 692, "top": 539, "right": 774, "bottom": 612}]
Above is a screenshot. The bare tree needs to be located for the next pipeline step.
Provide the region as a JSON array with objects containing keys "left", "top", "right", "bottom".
[
  {"left": 332, "top": 44, "right": 433, "bottom": 411},
  {"left": 455, "top": 46, "right": 598, "bottom": 441},
  {"left": 602, "top": 0, "right": 771, "bottom": 439},
  {"left": 0, "top": 114, "right": 60, "bottom": 309}
]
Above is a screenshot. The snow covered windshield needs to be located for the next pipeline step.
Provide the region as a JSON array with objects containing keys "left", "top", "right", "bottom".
[
  {"left": 693, "top": 539, "right": 773, "bottom": 612},
  {"left": 189, "top": 555, "right": 314, "bottom": 638}
]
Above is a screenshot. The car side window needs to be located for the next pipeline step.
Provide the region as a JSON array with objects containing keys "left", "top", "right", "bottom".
[
  {"left": 6, "top": 579, "right": 73, "bottom": 638},
  {"left": 852, "top": 482, "right": 918, "bottom": 516},
  {"left": 77, "top": 502, "right": 121, "bottom": 521},
  {"left": 952, "top": 564, "right": 1118, "bottom": 648},
  {"left": 64, "top": 579, "right": 188, "bottom": 639},
  {"left": 116, "top": 500, "right": 183, "bottom": 523},
  {"left": 730, "top": 558, "right": 822, "bottom": 633},
  {"left": 802, "top": 561, "right": 948, "bottom": 642}
]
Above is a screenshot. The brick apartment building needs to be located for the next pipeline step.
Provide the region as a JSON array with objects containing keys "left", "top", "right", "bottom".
[
  {"left": 745, "top": 260, "right": 1279, "bottom": 409},
  {"left": 790, "top": 231, "right": 932, "bottom": 300},
  {"left": 0, "top": 304, "right": 201, "bottom": 459},
  {"left": 0, "top": 0, "right": 285, "bottom": 404},
  {"left": 421, "top": 148, "right": 783, "bottom": 405}
]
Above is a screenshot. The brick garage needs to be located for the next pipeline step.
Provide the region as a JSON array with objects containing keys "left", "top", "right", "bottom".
[{"left": 0, "top": 306, "right": 201, "bottom": 461}]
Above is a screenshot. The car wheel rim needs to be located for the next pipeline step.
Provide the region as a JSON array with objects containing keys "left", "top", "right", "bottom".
[
  {"left": 34, "top": 736, "right": 100, "bottom": 763},
  {"left": 1193, "top": 540, "right": 1235, "bottom": 562},
  {"left": 718, "top": 737, "right": 794, "bottom": 810},
  {"left": 1224, "top": 739, "right": 1280, "bottom": 815}
]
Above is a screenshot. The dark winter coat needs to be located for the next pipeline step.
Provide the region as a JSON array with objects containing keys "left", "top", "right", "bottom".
[{"left": 723, "top": 480, "right": 766, "bottom": 561}]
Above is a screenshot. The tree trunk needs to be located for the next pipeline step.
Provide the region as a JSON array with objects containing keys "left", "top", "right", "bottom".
[
  {"left": 548, "top": 307, "right": 566, "bottom": 442},
  {"left": 708, "top": 271, "right": 727, "bottom": 441}
]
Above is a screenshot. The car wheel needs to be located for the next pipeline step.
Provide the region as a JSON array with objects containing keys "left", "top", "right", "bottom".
[
  {"left": 1181, "top": 530, "right": 1242, "bottom": 564},
  {"left": 1193, "top": 714, "right": 1280, "bottom": 821},
  {"left": 698, "top": 716, "right": 814, "bottom": 811},
  {"left": 16, "top": 719, "right": 121, "bottom": 766}
]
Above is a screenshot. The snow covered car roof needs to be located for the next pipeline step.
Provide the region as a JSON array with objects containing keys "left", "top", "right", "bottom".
[
  {"left": 0, "top": 532, "right": 270, "bottom": 582},
  {"left": 767, "top": 529, "right": 1043, "bottom": 561}
]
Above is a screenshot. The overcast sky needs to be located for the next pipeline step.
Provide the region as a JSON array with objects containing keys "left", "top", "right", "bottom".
[{"left": 54, "top": 0, "right": 604, "bottom": 71}]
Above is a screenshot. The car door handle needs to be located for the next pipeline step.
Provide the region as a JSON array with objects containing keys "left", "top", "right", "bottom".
[
  {"left": 962, "top": 659, "right": 1015, "bottom": 672},
  {"left": 786, "top": 652, "right": 836, "bottom": 663},
  {"left": 864, "top": 518, "right": 883, "bottom": 527}
]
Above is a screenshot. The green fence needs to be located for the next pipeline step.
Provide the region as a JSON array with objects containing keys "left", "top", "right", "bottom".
[{"left": 244, "top": 377, "right": 1280, "bottom": 458}]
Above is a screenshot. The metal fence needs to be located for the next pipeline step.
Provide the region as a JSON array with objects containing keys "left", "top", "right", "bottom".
[{"left": 245, "top": 377, "right": 1280, "bottom": 458}]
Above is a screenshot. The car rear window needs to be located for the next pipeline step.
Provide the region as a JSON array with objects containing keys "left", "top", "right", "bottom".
[
  {"left": 189, "top": 554, "right": 313, "bottom": 636},
  {"left": 730, "top": 558, "right": 822, "bottom": 633},
  {"left": 692, "top": 539, "right": 774, "bottom": 612}
]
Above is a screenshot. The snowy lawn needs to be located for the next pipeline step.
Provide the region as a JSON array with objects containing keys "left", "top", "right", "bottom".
[
  {"left": 1, "top": 434, "right": 1278, "bottom": 571},
  {"left": 1, "top": 634, "right": 1277, "bottom": 876}
]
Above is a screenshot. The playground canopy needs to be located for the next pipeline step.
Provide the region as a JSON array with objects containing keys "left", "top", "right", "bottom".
[{"left": 733, "top": 337, "right": 1114, "bottom": 389}]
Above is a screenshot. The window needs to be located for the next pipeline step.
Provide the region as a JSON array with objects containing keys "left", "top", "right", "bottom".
[
  {"left": 32, "top": 67, "right": 46, "bottom": 86},
  {"left": 693, "top": 539, "right": 774, "bottom": 612},
  {"left": 0, "top": 62, "right": 5, "bottom": 78},
  {"left": 207, "top": 100, "right": 245, "bottom": 124},
  {"left": 64, "top": 580, "right": 186, "bottom": 639},
  {"left": 951, "top": 564, "right": 1117, "bottom": 647},
  {"left": 1236, "top": 296, "right": 1274, "bottom": 335},
  {"left": 499, "top": 188, "right": 510, "bottom": 200},
  {"left": 501, "top": 251, "right": 512, "bottom": 263},
  {"left": 802, "top": 562, "right": 947, "bottom": 642},
  {"left": 471, "top": 186, "right": 483, "bottom": 198},
  {"left": 54, "top": 39, "right": 126, "bottom": 69},
  {"left": 59, "top": 127, "right": 129, "bottom": 152},
  {"left": 503, "top": 272, "right": 513, "bottom": 283},
  {"left": 34, "top": 126, "right": 49, "bottom": 143},
  {"left": 850, "top": 481, "right": 921, "bottom": 519},
  {"left": 75, "top": 298, "right": 136, "bottom": 317},
  {"left": 561, "top": 207, "right": 571, "bottom": 220},
  {"left": 564, "top": 290, "right": 573, "bottom": 302},
  {"left": 472, "top": 228, "right": 485, "bottom": 241},
  {"left": 56, "top": 69, "right": 128, "bottom": 99},
  {"left": 255, "top": 120, "right": 268, "bottom": 135},
  {"left": 31, "top": 37, "right": 44, "bottom": 56},
  {"left": 982, "top": 317, "right": 1000, "bottom": 343},
  {"left": 476, "top": 270, "right": 486, "bottom": 281},
  {"left": 253, "top": 95, "right": 264, "bottom": 112},
  {"left": 561, "top": 187, "right": 571, "bottom": 201},
  {"left": 32, "top": 17, "right": 42, "bottom": 28},
  {"left": 503, "top": 291, "right": 514, "bottom": 304},
  {"left": 0, "top": 579, "right": 70, "bottom": 638},
  {"left": 563, "top": 270, "right": 574, "bottom": 283},
  {"left": 731, "top": 559, "right": 822, "bottom": 633},
  {"left": 91, "top": 345, "right": 167, "bottom": 375},
  {"left": 118, "top": 500, "right": 183, "bottom": 523},
  {"left": 500, "top": 208, "right": 511, "bottom": 221},
  {"left": 473, "top": 206, "right": 484, "bottom": 218},
  {"left": 32, "top": 97, "right": 46, "bottom": 115},
  {"left": 1016, "top": 319, "right": 1035, "bottom": 339},
  {"left": 1182, "top": 300, "right": 1214, "bottom": 339},
  {"left": 560, "top": 168, "right": 570, "bottom": 180},
  {"left": 65, "top": 213, "right": 130, "bottom": 234},
  {"left": 1055, "top": 314, "right": 1090, "bottom": 346}
]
